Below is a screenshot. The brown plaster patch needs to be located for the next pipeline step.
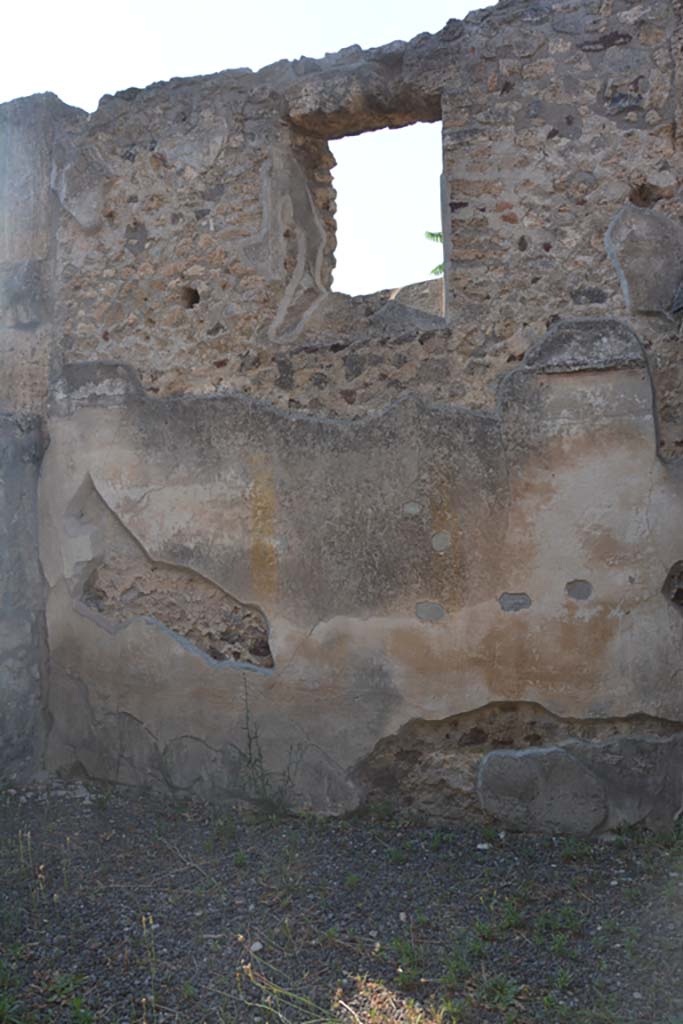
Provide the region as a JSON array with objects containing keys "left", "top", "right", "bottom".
[{"left": 249, "top": 455, "right": 278, "bottom": 602}]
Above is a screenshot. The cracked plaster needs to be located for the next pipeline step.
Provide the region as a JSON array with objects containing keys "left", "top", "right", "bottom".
[{"left": 1, "top": 0, "right": 683, "bottom": 825}]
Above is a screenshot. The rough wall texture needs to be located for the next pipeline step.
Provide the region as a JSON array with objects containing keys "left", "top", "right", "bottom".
[
  {"left": 3, "top": 0, "right": 683, "bottom": 830},
  {"left": 0, "top": 415, "right": 47, "bottom": 778},
  {"left": 38, "top": 323, "right": 683, "bottom": 818},
  {"left": 0, "top": 95, "right": 80, "bottom": 412}
]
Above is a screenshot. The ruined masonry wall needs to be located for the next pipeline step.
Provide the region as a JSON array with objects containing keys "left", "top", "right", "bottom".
[{"left": 2, "top": 0, "right": 683, "bottom": 830}]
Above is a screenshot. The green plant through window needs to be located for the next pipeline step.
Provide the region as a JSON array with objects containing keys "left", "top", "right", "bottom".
[{"left": 425, "top": 230, "right": 444, "bottom": 276}]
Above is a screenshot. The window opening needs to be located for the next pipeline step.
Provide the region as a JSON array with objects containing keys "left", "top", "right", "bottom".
[{"left": 330, "top": 121, "right": 444, "bottom": 315}]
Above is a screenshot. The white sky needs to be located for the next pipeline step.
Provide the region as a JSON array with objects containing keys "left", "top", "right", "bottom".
[
  {"left": 2, "top": 0, "right": 489, "bottom": 295},
  {"left": 330, "top": 124, "right": 445, "bottom": 294}
]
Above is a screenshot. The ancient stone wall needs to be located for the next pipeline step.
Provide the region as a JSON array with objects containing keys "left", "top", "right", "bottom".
[
  {"left": 0, "top": 415, "right": 47, "bottom": 778},
  {"left": 3, "top": 0, "right": 683, "bottom": 830},
  {"left": 0, "top": 95, "right": 80, "bottom": 412}
]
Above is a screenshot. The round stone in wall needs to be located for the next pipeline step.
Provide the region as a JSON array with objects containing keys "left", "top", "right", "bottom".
[
  {"left": 415, "top": 601, "right": 446, "bottom": 623},
  {"left": 431, "top": 531, "right": 451, "bottom": 553},
  {"left": 498, "top": 592, "right": 532, "bottom": 613},
  {"left": 566, "top": 579, "right": 592, "bottom": 601}
]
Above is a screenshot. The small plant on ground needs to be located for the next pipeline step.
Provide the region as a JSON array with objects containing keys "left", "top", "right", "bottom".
[
  {"left": 481, "top": 823, "right": 499, "bottom": 844},
  {"left": 0, "top": 987, "right": 22, "bottom": 1024},
  {"left": 0, "top": 954, "right": 26, "bottom": 1024},
  {"left": 432, "top": 996, "right": 465, "bottom": 1023},
  {"left": 17, "top": 831, "right": 32, "bottom": 879},
  {"left": 478, "top": 973, "right": 521, "bottom": 1011},
  {"left": 353, "top": 799, "right": 396, "bottom": 822},
  {"left": 390, "top": 934, "right": 424, "bottom": 991},
  {"left": 232, "top": 680, "right": 304, "bottom": 816},
  {"left": 534, "top": 903, "right": 582, "bottom": 943},
  {"left": 237, "top": 958, "right": 343, "bottom": 1023},
  {"left": 550, "top": 931, "right": 572, "bottom": 958},
  {"left": 141, "top": 912, "right": 158, "bottom": 1023},
  {"left": 474, "top": 918, "right": 497, "bottom": 942},
  {"left": 208, "top": 815, "right": 237, "bottom": 850},
  {"left": 442, "top": 948, "right": 472, "bottom": 991},
  {"left": 47, "top": 972, "right": 84, "bottom": 1003},
  {"left": 560, "top": 836, "right": 593, "bottom": 863},
  {"left": 61, "top": 834, "right": 72, "bottom": 891},
  {"left": 430, "top": 830, "right": 446, "bottom": 852},
  {"left": 499, "top": 897, "right": 524, "bottom": 931},
  {"left": 556, "top": 966, "right": 572, "bottom": 990},
  {"left": 388, "top": 845, "right": 409, "bottom": 866},
  {"left": 68, "top": 995, "right": 95, "bottom": 1023}
]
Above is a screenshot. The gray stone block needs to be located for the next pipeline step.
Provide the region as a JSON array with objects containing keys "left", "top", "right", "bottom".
[
  {"left": 606, "top": 206, "right": 683, "bottom": 314},
  {"left": 523, "top": 318, "right": 644, "bottom": 374},
  {"left": 477, "top": 746, "right": 607, "bottom": 834},
  {"left": 478, "top": 736, "right": 683, "bottom": 835}
]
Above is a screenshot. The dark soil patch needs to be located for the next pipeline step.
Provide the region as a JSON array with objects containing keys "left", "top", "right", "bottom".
[{"left": 0, "top": 779, "right": 681, "bottom": 1023}]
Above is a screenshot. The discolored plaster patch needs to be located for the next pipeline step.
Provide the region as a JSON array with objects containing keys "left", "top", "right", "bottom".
[{"left": 249, "top": 455, "right": 278, "bottom": 602}]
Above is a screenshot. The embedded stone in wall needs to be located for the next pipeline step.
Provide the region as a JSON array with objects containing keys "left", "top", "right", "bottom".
[
  {"left": 478, "top": 736, "right": 683, "bottom": 835},
  {"left": 389, "top": 278, "right": 444, "bottom": 317},
  {"left": 479, "top": 746, "right": 608, "bottom": 835},
  {"left": 606, "top": 206, "right": 683, "bottom": 314},
  {"left": 355, "top": 703, "right": 683, "bottom": 827},
  {"left": 566, "top": 579, "right": 592, "bottom": 601},
  {"left": 498, "top": 592, "right": 532, "bottom": 613},
  {"left": 523, "top": 317, "right": 644, "bottom": 374}
]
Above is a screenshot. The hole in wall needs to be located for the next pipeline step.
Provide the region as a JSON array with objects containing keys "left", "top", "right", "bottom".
[
  {"left": 566, "top": 579, "right": 593, "bottom": 601},
  {"left": 629, "top": 181, "right": 673, "bottom": 208},
  {"left": 498, "top": 592, "right": 532, "bottom": 613},
  {"left": 180, "top": 285, "right": 200, "bottom": 308},
  {"left": 329, "top": 121, "right": 444, "bottom": 313},
  {"left": 662, "top": 561, "right": 683, "bottom": 610}
]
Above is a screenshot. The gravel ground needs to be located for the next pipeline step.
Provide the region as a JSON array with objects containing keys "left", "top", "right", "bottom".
[{"left": 0, "top": 779, "right": 681, "bottom": 1024}]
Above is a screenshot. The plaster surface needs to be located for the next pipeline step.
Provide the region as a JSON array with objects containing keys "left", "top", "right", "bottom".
[{"left": 2, "top": 0, "right": 683, "bottom": 828}]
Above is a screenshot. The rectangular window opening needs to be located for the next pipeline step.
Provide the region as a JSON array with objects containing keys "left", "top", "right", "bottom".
[{"left": 329, "top": 121, "right": 444, "bottom": 317}]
